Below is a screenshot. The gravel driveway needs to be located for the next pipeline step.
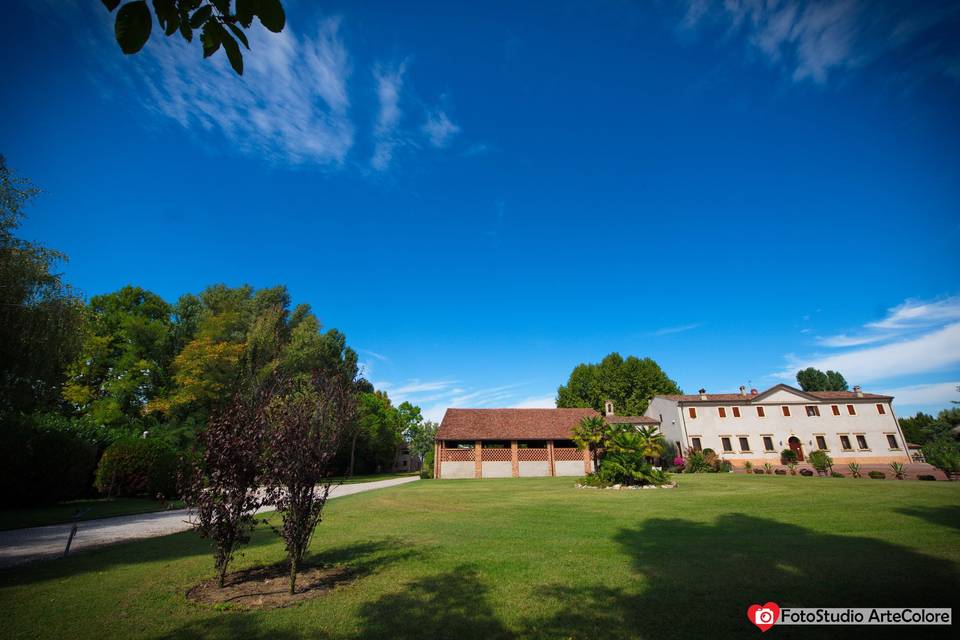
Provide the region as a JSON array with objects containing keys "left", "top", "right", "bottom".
[{"left": 0, "top": 476, "right": 419, "bottom": 568}]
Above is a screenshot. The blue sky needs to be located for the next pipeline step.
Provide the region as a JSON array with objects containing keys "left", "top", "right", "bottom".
[{"left": 2, "top": 0, "right": 959, "bottom": 421}]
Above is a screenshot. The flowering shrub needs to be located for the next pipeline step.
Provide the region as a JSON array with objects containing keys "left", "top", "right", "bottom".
[{"left": 673, "top": 456, "right": 684, "bottom": 467}]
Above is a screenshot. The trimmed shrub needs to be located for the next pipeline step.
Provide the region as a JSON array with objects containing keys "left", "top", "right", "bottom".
[
  {"left": 753, "top": 469, "right": 765, "bottom": 475},
  {"left": 799, "top": 468, "right": 814, "bottom": 477},
  {"left": 0, "top": 416, "right": 99, "bottom": 507},
  {"left": 918, "top": 475, "right": 936, "bottom": 481},
  {"left": 868, "top": 471, "right": 886, "bottom": 480},
  {"left": 774, "top": 469, "right": 786, "bottom": 475},
  {"left": 420, "top": 449, "right": 435, "bottom": 479},
  {"left": 922, "top": 439, "right": 960, "bottom": 478},
  {"left": 808, "top": 450, "right": 833, "bottom": 476},
  {"left": 830, "top": 471, "right": 844, "bottom": 478},
  {"left": 94, "top": 438, "right": 180, "bottom": 498}
]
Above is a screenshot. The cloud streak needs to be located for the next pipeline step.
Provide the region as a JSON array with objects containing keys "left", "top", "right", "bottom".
[
  {"left": 50, "top": 3, "right": 463, "bottom": 170},
  {"left": 142, "top": 16, "right": 354, "bottom": 166},
  {"left": 370, "top": 62, "right": 406, "bottom": 170},
  {"left": 777, "top": 322, "right": 960, "bottom": 384},
  {"left": 681, "top": 0, "right": 960, "bottom": 85},
  {"left": 650, "top": 323, "right": 701, "bottom": 336}
]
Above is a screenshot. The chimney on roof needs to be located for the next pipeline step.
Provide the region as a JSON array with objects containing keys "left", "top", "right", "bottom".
[
  {"left": 853, "top": 385, "right": 863, "bottom": 398},
  {"left": 604, "top": 400, "right": 614, "bottom": 416},
  {"left": 698, "top": 388, "right": 707, "bottom": 400},
  {"left": 739, "top": 385, "right": 747, "bottom": 396}
]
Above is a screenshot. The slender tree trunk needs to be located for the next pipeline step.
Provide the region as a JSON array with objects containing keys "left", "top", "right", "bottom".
[
  {"left": 289, "top": 556, "right": 298, "bottom": 595},
  {"left": 348, "top": 431, "right": 359, "bottom": 477}
]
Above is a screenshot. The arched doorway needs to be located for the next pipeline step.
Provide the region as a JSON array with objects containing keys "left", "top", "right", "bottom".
[{"left": 788, "top": 436, "right": 804, "bottom": 462}]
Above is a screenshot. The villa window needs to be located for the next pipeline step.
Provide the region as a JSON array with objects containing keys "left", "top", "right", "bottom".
[
  {"left": 689, "top": 407, "right": 697, "bottom": 419},
  {"left": 738, "top": 436, "right": 750, "bottom": 452},
  {"left": 691, "top": 437, "right": 702, "bottom": 451},
  {"left": 886, "top": 434, "right": 899, "bottom": 449},
  {"left": 718, "top": 407, "right": 727, "bottom": 418},
  {"left": 762, "top": 436, "right": 775, "bottom": 452},
  {"left": 876, "top": 403, "right": 886, "bottom": 415},
  {"left": 847, "top": 404, "right": 856, "bottom": 415},
  {"left": 839, "top": 435, "right": 853, "bottom": 451},
  {"left": 732, "top": 406, "right": 741, "bottom": 418},
  {"left": 782, "top": 406, "right": 791, "bottom": 417},
  {"left": 815, "top": 435, "right": 827, "bottom": 450},
  {"left": 721, "top": 437, "right": 733, "bottom": 453},
  {"left": 805, "top": 406, "right": 821, "bottom": 417},
  {"left": 831, "top": 405, "right": 840, "bottom": 416},
  {"left": 757, "top": 406, "right": 765, "bottom": 417},
  {"left": 856, "top": 434, "right": 869, "bottom": 450}
]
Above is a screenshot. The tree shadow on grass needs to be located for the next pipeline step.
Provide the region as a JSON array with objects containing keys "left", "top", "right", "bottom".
[
  {"left": 0, "top": 519, "right": 282, "bottom": 588},
  {"left": 894, "top": 505, "right": 960, "bottom": 532},
  {"left": 533, "top": 514, "right": 960, "bottom": 640},
  {"left": 355, "top": 565, "right": 513, "bottom": 640},
  {"left": 156, "top": 539, "right": 425, "bottom": 640}
]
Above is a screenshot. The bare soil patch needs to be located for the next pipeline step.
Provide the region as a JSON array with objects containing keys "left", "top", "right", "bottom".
[{"left": 186, "top": 563, "right": 356, "bottom": 609}]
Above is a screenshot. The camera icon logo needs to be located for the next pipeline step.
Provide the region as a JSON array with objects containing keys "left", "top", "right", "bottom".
[{"left": 747, "top": 602, "right": 781, "bottom": 632}]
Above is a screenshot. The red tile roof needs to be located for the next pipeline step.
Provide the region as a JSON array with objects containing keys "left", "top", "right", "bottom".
[
  {"left": 436, "top": 408, "right": 660, "bottom": 441},
  {"left": 657, "top": 384, "right": 892, "bottom": 403}
]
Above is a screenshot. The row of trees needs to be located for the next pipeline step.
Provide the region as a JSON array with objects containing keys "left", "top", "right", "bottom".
[{"left": 0, "top": 157, "right": 426, "bottom": 505}]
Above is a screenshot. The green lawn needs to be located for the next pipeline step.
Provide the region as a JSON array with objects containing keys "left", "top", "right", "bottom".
[
  {"left": 2, "top": 475, "right": 958, "bottom": 639},
  {"left": 0, "top": 497, "right": 185, "bottom": 531}
]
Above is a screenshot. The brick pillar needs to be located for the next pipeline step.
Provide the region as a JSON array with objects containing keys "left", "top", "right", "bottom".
[
  {"left": 583, "top": 448, "right": 592, "bottom": 474},
  {"left": 434, "top": 441, "right": 441, "bottom": 479},
  {"left": 511, "top": 440, "right": 519, "bottom": 477},
  {"left": 475, "top": 441, "right": 482, "bottom": 478},
  {"left": 547, "top": 440, "right": 556, "bottom": 476}
]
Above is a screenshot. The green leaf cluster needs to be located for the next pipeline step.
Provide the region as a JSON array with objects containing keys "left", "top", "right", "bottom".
[{"left": 102, "top": 0, "right": 286, "bottom": 75}]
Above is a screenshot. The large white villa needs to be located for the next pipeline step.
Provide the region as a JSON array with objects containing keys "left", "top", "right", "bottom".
[{"left": 645, "top": 383, "right": 911, "bottom": 465}]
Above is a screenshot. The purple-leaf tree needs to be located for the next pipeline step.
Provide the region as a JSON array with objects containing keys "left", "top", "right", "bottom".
[
  {"left": 181, "top": 382, "right": 271, "bottom": 588},
  {"left": 264, "top": 370, "right": 357, "bottom": 594}
]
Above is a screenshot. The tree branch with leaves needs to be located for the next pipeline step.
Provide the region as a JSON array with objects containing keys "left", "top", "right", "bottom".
[{"left": 102, "top": 0, "right": 286, "bottom": 75}]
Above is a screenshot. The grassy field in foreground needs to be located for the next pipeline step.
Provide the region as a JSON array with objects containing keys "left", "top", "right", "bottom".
[
  {"left": 1, "top": 475, "right": 958, "bottom": 640},
  {"left": 0, "top": 497, "right": 186, "bottom": 531}
]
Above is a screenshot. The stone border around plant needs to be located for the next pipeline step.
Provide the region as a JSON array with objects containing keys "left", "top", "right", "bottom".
[{"left": 575, "top": 482, "right": 678, "bottom": 490}]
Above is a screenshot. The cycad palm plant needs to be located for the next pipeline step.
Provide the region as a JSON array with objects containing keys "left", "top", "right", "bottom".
[
  {"left": 572, "top": 415, "right": 608, "bottom": 472},
  {"left": 635, "top": 425, "right": 666, "bottom": 463}
]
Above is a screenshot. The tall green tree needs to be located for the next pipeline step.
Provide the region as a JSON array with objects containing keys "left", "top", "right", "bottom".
[
  {"left": 557, "top": 353, "right": 681, "bottom": 415},
  {"left": 407, "top": 419, "right": 438, "bottom": 465},
  {"left": 63, "top": 286, "right": 174, "bottom": 429},
  {"left": 795, "top": 367, "right": 848, "bottom": 392},
  {"left": 0, "top": 157, "right": 84, "bottom": 415}
]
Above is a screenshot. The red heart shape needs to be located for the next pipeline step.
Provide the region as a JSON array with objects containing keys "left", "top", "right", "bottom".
[{"left": 747, "top": 602, "right": 781, "bottom": 632}]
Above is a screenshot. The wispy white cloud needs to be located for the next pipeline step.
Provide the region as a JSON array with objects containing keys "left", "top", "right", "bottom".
[
  {"left": 680, "top": 0, "right": 960, "bottom": 85},
  {"left": 47, "top": 3, "right": 463, "bottom": 170},
  {"left": 866, "top": 297, "right": 960, "bottom": 330},
  {"left": 422, "top": 109, "right": 460, "bottom": 148},
  {"left": 816, "top": 296, "right": 960, "bottom": 348},
  {"left": 877, "top": 381, "right": 959, "bottom": 408},
  {"left": 815, "top": 333, "right": 895, "bottom": 348},
  {"left": 141, "top": 16, "right": 354, "bottom": 165},
  {"left": 650, "top": 323, "right": 701, "bottom": 336},
  {"left": 370, "top": 61, "right": 406, "bottom": 170},
  {"left": 509, "top": 395, "right": 557, "bottom": 409},
  {"left": 358, "top": 348, "right": 390, "bottom": 362},
  {"left": 776, "top": 323, "right": 960, "bottom": 384}
]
